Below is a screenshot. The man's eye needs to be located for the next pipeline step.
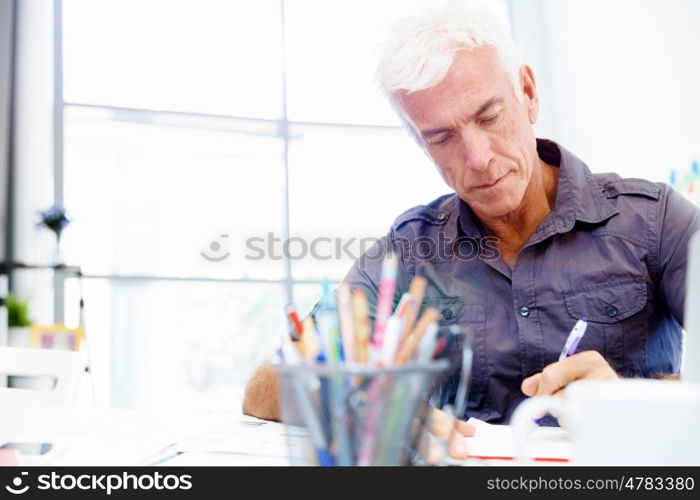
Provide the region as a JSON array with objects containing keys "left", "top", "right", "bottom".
[
  {"left": 429, "top": 135, "right": 451, "bottom": 146},
  {"left": 480, "top": 114, "right": 499, "bottom": 125}
]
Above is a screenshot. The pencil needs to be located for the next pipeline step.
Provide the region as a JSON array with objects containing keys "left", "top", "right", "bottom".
[
  {"left": 394, "top": 307, "right": 440, "bottom": 364},
  {"left": 300, "top": 316, "right": 320, "bottom": 361},
  {"left": 398, "top": 275, "right": 427, "bottom": 346}
]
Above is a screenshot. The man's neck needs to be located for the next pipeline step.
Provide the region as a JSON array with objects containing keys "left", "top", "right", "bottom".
[{"left": 477, "top": 159, "right": 559, "bottom": 259}]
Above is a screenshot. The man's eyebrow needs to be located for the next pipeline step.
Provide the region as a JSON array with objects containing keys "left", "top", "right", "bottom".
[
  {"left": 420, "top": 96, "right": 504, "bottom": 138},
  {"left": 473, "top": 96, "right": 504, "bottom": 118}
]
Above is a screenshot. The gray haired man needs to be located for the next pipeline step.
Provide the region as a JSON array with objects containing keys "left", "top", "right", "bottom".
[{"left": 243, "top": 0, "right": 700, "bottom": 456}]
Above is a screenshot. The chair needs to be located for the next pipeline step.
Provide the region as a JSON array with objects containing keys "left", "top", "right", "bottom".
[{"left": 0, "top": 346, "right": 83, "bottom": 407}]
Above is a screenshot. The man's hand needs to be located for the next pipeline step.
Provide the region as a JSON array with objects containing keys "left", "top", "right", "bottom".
[
  {"left": 521, "top": 350, "right": 619, "bottom": 397},
  {"left": 428, "top": 407, "right": 475, "bottom": 460},
  {"left": 242, "top": 363, "right": 282, "bottom": 421}
]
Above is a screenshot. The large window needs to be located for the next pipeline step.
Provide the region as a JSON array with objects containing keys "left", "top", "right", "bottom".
[{"left": 60, "top": 0, "right": 448, "bottom": 409}]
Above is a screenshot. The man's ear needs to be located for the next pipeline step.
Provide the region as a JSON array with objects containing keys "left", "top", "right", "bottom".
[{"left": 519, "top": 64, "right": 539, "bottom": 124}]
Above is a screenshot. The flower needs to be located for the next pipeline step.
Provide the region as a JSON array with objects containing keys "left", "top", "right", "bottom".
[{"left": 37, "top": 204, "right": 71, "bottom": 239}]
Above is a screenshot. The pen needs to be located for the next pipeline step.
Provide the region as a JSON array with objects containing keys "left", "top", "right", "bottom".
[
  {"left": 317, "top": 280, "right": 342, "bottom": 363},
  {"left": 316, "top": 280, "right": 353, "bottom": 465},
  {"left": 444, "top": 327, "right": 473, "bottom": 461},
  {"left": 558, "top": 319, "right": 588, "bottom": 361},
  {"left": 285, "top": 304, "right": 304, "bottom": 341},
  {"left": 352, "top": 289, "right": 371, "bottom": 364},
  {"left": 371, "top": 252, "right": 398, "bottom": 362},
  {"left": 532, "top": 319, "right": 589, "bottom": 426},
  {"left": 336, "top": 283, "right": 356, "bottom": 364},
  {"left": 453, "top": 327, "right": 473, "bottom": 419}
]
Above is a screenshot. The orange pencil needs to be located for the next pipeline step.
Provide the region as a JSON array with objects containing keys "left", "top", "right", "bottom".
[
  {"left": 394, "top": 307, "right": 440, "bottom": 364},
  {"left": 398, "top": 276, "right": 428, "bottom": 346},
  {"left": 300, "top": 316, "right": 320, "bottom": 361}
]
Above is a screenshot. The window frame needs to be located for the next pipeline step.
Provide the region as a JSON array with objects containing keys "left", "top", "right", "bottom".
[{"left": 55, "top": 0, "right": 403, "bottom": 321}]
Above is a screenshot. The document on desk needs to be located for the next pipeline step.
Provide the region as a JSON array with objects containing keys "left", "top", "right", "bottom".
[
  {"left": 174, "top": 420, "right": 296, "bottom": 457},
  {"left": 461, "top": 418, "right": 572, "bottom": 463},
  {"left": 149, "top": 420, "right": 303, "bottom": 466}
]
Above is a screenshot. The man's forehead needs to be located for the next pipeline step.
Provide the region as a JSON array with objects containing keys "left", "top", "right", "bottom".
[{"left": 395, "top": 47, "right": 508, "bottom": 125}]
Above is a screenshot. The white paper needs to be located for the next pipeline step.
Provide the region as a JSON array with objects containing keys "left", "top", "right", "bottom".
[{"left": 461, "top": 418, "right": 572, "bottom": 463}]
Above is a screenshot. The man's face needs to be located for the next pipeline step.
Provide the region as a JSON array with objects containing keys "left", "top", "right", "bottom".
[{"left": 396, "top": 47, "right": 540, "bottom": 220}]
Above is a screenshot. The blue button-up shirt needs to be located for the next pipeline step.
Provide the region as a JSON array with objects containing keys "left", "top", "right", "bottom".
[{"left": 342, "top": 138, "right": 700, "bottom": 424}]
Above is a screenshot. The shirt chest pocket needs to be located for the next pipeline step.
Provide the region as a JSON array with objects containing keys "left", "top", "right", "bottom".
[{"left": 563, "top": 278, "right": 648, "bottom": 374}]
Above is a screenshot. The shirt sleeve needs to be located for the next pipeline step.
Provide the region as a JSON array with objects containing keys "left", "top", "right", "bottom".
[{"left": 657, "top": 186, "right": 700, "bottom": 326}]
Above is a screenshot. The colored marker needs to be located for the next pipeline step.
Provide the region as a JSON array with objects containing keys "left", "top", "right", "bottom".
[
  {"left": 336, "top": 283, "right": 356, "bottom": 364},
  {"left": 286, "top": 304, "right": 303, "bottom": 340},
  {"left": 317, "top": 280, "right": 342, "bottom": 363},
  {"left": 371, "top": 252, "right": 398, "bottom": 362},
  {"left": 352, "top": 289, "right": 371, "bottom": 364}
]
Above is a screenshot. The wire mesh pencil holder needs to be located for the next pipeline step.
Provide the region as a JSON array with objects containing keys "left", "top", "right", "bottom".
[{"left": 275, "top": 360, "right": 448, "bottom": 466}]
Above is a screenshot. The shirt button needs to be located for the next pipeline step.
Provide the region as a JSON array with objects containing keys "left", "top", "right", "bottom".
[
  {"left": 436, "top": 212, "right": 446, "bottom": 221},
  {"left": 441, "top": 308, "right": 453, "bottom": 320},
  {"left": 519, "top": 306, "right": 530, "bottom": 318},
  {"left": 606, "top": 305, "right": 618, "bottom": 318}
]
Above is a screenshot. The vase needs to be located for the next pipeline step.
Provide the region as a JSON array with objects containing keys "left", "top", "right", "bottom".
[{"left": 8, "top": 326, "right": 31, "bottom": 348}]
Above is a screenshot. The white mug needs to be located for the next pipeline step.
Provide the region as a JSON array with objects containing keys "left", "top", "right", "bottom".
[{"left": 510, "top": 379, "right": 700, "bottom": 465}]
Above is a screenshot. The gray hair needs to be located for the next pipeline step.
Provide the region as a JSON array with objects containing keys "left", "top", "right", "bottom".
[{"left": 375, "top": 0, "right": 523, "bottom": 141}]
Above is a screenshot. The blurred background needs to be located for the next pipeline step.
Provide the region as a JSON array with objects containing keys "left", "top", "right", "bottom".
[{"left": 0, "top": 0, "right": 698, "bottom": 411}]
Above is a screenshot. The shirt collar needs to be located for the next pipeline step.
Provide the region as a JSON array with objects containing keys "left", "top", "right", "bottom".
[{"left": 458, "top": 138, "right": 618, "bottom": 240}]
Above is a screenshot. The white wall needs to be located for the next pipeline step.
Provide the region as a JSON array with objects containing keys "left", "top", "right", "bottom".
[{"left": 511, "top": 0, "right": 700, "bottom": 182}]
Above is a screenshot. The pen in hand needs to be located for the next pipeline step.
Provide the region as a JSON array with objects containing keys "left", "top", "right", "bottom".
[
  {"left": 534, "top": 318, "right": 588, "bottom": 425},
  {"left": 558, "top": 319, "right": 588, "bottom": 362}
]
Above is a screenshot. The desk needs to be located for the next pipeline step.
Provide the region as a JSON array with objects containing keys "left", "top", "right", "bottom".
[
  {"left": 3, "top": 408, "right": 573, "bottom": 466},
  {"left": 2, "top": 407, "right": 295, "bottom": 466}
]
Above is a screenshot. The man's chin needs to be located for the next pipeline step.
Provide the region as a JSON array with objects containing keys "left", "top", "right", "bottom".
[{"left": 465, "top": 198, "right": 521, "bottom": 220}]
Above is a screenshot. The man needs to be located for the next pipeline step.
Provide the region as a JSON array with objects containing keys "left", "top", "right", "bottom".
[{"left": 243, "top": 0, "right": 700, "bottom": 452}]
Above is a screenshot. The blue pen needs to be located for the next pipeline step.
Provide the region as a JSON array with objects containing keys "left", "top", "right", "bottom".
[
  {"left": 558, "top": 319, "right": 588, "bottom": 361},
  {"left": 535, "top": 319, "right": 588, "bottom": 425},
  {"left": 316, "top": 279, "right": 353, "bottom": 465}
]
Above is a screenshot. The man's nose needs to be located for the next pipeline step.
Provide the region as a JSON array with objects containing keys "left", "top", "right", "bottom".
[{"left": 459, "top": 132, "right": 492, "bottom": 172}]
